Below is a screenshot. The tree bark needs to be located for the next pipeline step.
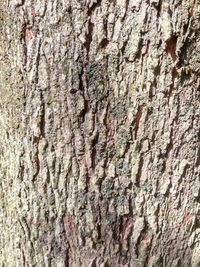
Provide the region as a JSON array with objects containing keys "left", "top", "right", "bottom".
[{"left": 0, "top": 0, "right": 200, "bottom": 266}]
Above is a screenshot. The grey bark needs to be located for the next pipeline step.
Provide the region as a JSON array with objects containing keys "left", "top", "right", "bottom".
[{"left": 0, "top": 0, "right": 200, "bottom": 266}]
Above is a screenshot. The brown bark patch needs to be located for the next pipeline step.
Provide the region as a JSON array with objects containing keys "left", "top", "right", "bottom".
[
  {"left": 134, "top": 106, "right": 143, "bottom": 139},
  {"left": 166, "top": 36, "right": 178, "bottom": 62}
]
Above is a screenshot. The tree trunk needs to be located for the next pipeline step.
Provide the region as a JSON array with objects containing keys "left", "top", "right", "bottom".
[{"left": 0, "top": 0, "right": 200, "bottom": 266}]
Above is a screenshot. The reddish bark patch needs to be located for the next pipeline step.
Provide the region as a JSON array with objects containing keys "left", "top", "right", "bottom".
[
  {"left": 189, "top": 0, "right": 198, "bottom": 16},
  {"left": 182, "top": 214, "right": 191, "bottom": 224},
  {"left": 107, "top": 121, "right": 116, "bottom": 142},
  {"left": 25, "top": 27, "right": 33, "bottom": 45},
  {"left": 120, "top": 215, "right": 131, "bottom": 234},
  {"left": 63, "top": 213, "right": 77, "bottom": 234},
  {"left": 141, "top": 233, "right": 152, "bottom": 242}
]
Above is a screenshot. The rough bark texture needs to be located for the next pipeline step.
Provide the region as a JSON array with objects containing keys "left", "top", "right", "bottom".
[{"left": 0, "top": 0, "right": 200, "bottom": 266}]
